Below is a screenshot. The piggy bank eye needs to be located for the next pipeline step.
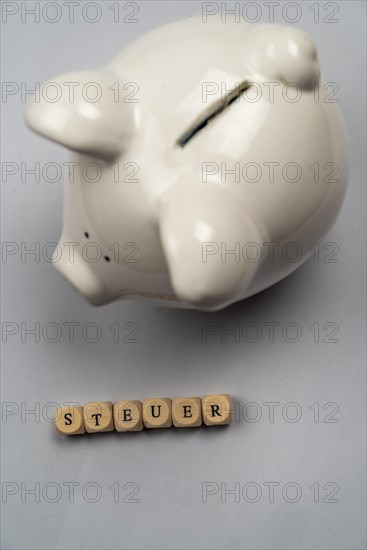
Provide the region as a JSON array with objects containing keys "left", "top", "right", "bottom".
[{"left": 176, "top": 80, "right": 250, "bottom": 148}]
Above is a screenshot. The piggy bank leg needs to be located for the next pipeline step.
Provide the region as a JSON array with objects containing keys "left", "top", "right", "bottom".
[{"left": 158, "top": 183, "right": 264, "bottom": 311}]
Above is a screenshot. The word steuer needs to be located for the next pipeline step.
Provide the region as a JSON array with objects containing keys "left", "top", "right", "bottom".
[{"left": 55, "top": 394, "right": 232, "bottom": 435}]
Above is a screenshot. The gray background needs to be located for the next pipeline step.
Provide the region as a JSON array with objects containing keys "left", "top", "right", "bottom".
[{"left": 1, "top": 1, "right": 366, "bottom": 549}]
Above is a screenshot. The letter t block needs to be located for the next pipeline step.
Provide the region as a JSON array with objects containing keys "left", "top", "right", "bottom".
[{"left": 83, "top": 401, "right": 114, "bottom": 433}]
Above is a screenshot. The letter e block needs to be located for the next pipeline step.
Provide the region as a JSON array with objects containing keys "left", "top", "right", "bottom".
[
  {"left": 172, "top": 397, "right": 202, "bottom": 428},
  {"left": 55, "top": 406, "right": 85, "bottom": 435},
  {"left": 83, "top": 401, "right": 114, "bottom": 433},
  {"left": 113, "top": 400, "right": 143, "bottom": 432},
  {"left": 202, "top": 394, "right": 232, "bottom": 426},
  {"left": 143, "top": 398, "right": 172, "bottom": 428}
]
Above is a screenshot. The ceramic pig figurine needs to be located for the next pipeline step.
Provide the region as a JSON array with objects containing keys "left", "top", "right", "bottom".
[{"left": 25, "top": 18, "right": 348, "bottom": 311}]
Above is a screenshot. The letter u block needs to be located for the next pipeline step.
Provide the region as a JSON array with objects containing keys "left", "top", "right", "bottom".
[
  {"left": 201, "top": 394, "right": 232, "bottom": 426},
  {"left": 143, "top": 398, "right": 172, "bottom": 428}
]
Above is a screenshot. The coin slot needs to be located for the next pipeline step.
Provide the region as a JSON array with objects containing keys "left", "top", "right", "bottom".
[{"left": 176, "top": 80, "right": 250, "bottom": 148}]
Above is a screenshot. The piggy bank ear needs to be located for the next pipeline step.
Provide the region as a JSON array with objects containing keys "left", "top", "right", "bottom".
[
  {"left": 24, "top": 70, "right": 133, "bottom": 162},
  {"left": 242, "top": 25, "right": 320, "bottom": 89},
  {"left": 158, "top": 182, "right": 265, "bottom": 311}
]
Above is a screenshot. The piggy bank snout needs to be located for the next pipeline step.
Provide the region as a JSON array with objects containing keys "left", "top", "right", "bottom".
[{"left": 53, "top": 244, "right": 108, "bottom": 306}]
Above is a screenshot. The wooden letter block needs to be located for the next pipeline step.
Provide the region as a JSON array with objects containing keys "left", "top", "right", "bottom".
[
  {"left": 143, "top": 398, "right": 172, "bottom": 428},
  {"left": 113, "top": 400, "right": 143, "bottom": 432},
  {"left": 55, "top": 406, "right": 85, "bottom": 435},
  {"left": 202, "top": 394, "right": 232, "bottom": 426},
  {"left": 83, "top": 401, "right": 114, "bottom": 433},
  {"left": 172, "top": 397, "right": 202, "bottom": 428}
]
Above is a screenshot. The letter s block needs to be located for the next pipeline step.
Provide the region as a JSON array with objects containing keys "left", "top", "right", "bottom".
[
  {"left": 201, "top": 394, "right": 232, "bottom": 426},
  {"left": 172, "top": 397, "right": 202, "bottom": 428},
  {"left": 143, "top": 398, "right": 172, "bottom": 428},
  {"left": 55, "top": 405, "right": 85, "bottom": 435},
  {"left": 113, "top": 400, "right": 143, "bottom": 432},
  {"left": 83, "top": 401, "right": 114, "bottom": 433}
]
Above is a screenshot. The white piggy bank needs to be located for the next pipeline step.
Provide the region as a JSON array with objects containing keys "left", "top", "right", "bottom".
[{"left": 25, "top": 18, "right": 348, "bottom": 311}]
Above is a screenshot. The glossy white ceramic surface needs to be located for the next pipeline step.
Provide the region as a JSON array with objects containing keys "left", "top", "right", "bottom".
[{"left": 24, "top": 18, "right": 348, "bottom": 311}]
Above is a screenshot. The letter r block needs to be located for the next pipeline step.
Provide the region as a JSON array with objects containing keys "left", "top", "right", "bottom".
[
  {"left": 55, "top": 405, "right": 85, "bottom": 435},
  {"left": 172, "top": 397, "right": 202, "bottom": 427},
  {"left": 143, "top": 398, "right": 172, "bottom": 428},
  {"left": 201, "top": 394, "right": 232, "bottom": 426},
  {"left": 113, "top": 400, "right": 143, "bottom": 432},
  {"left": 83, "top": 401, "right": 114, "bottom": 433}
]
